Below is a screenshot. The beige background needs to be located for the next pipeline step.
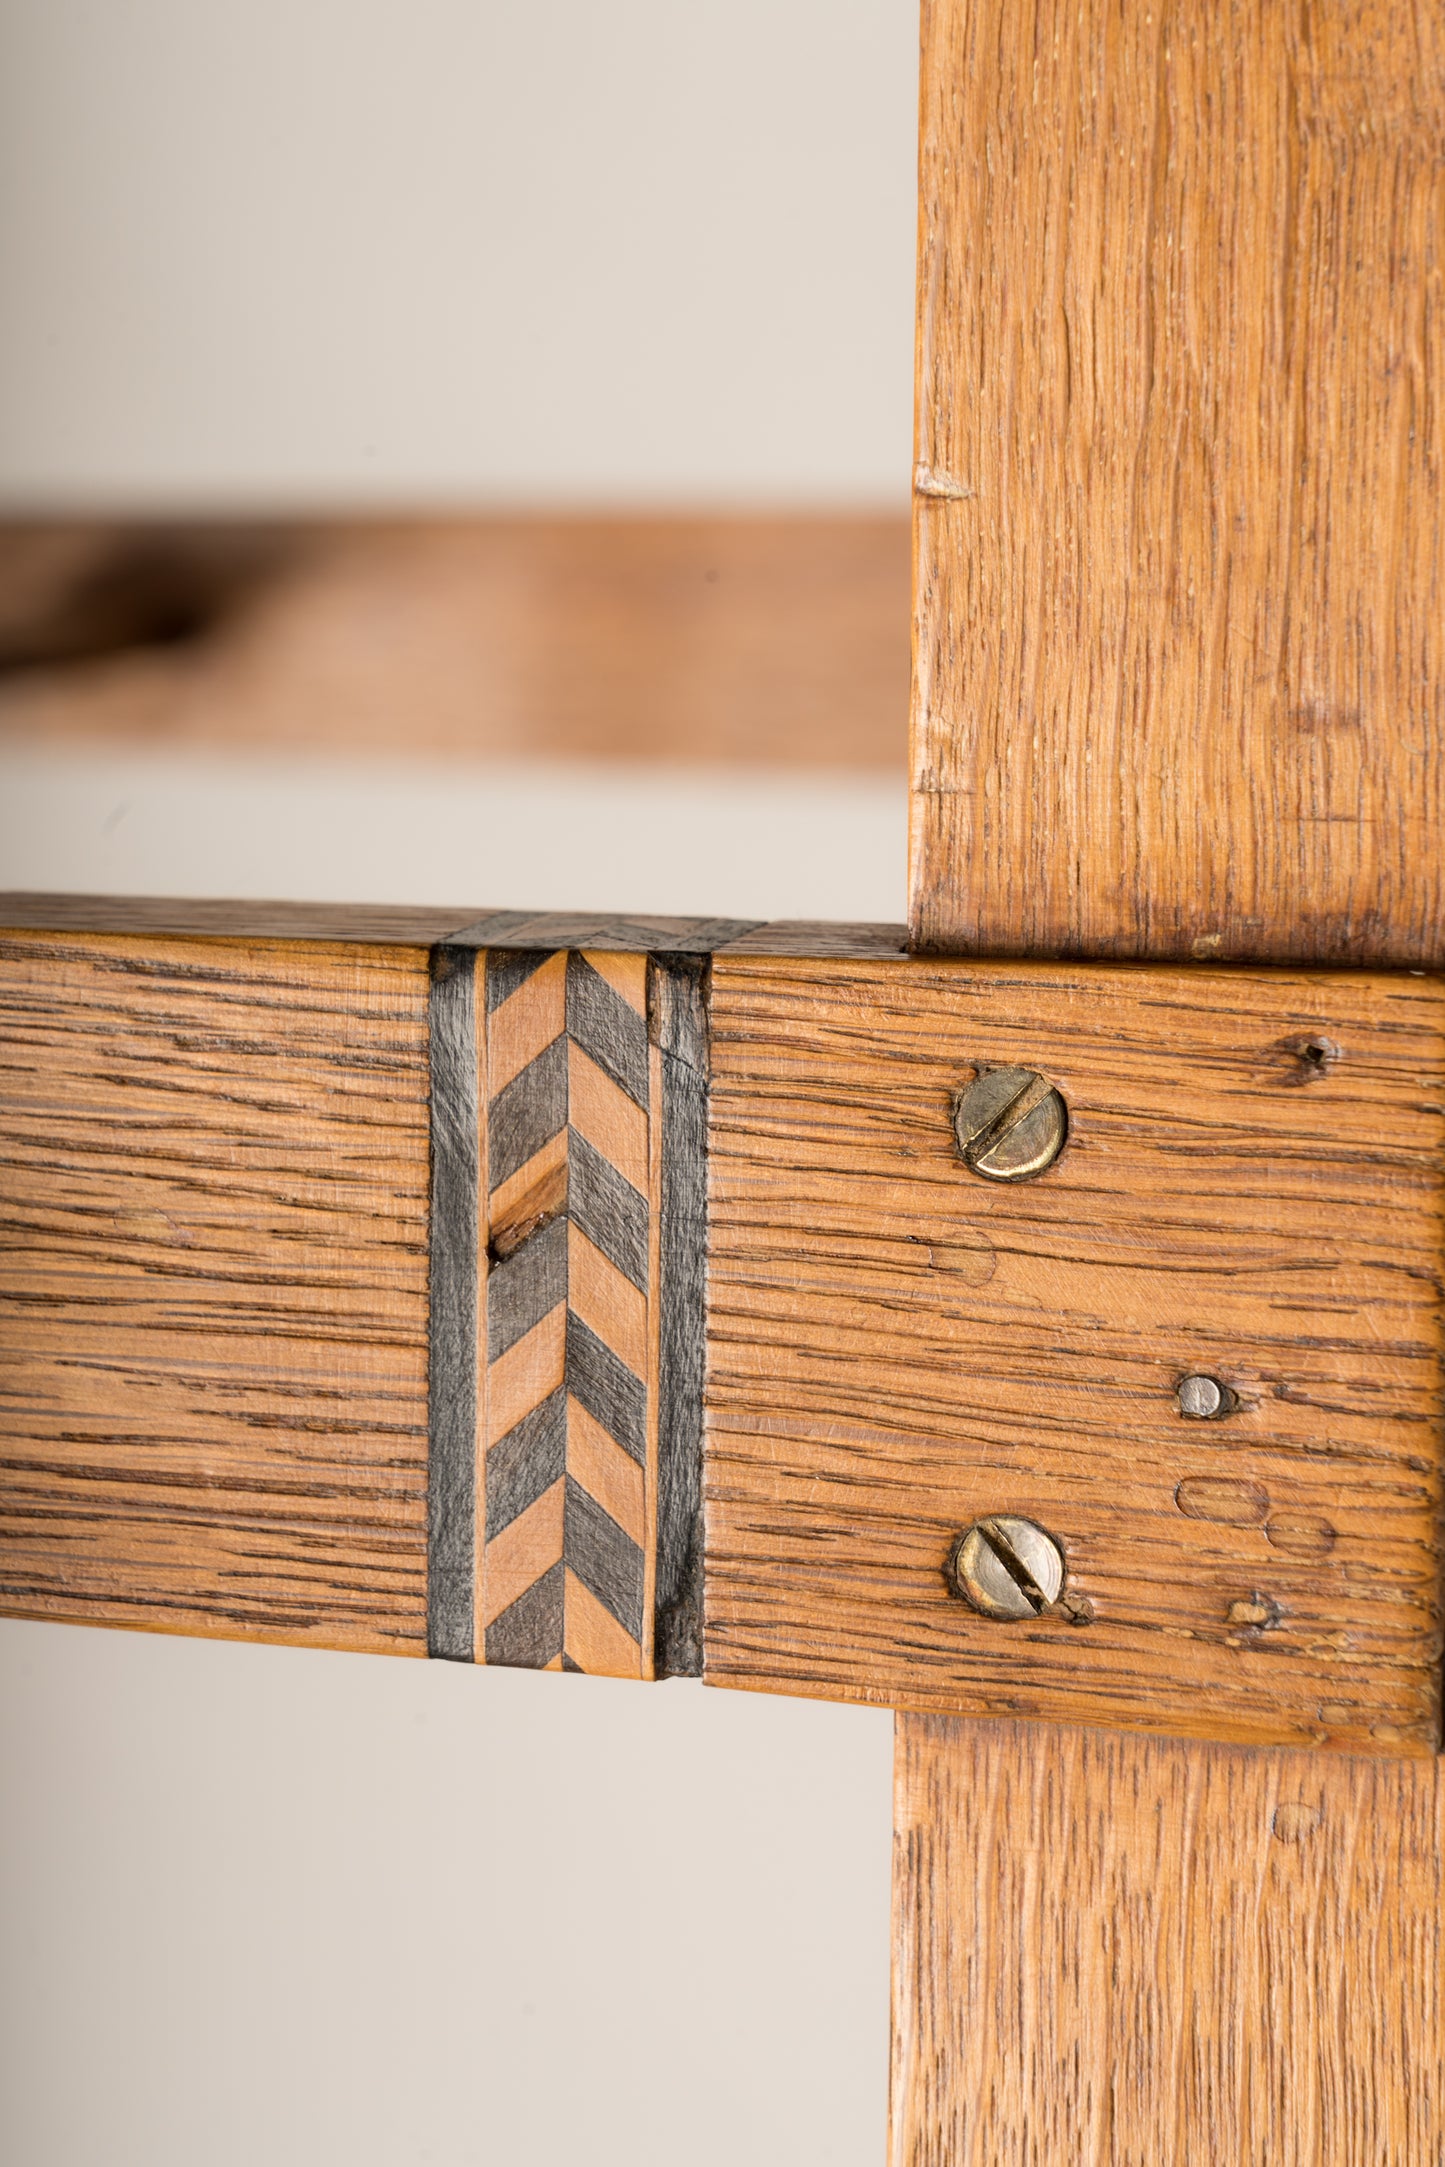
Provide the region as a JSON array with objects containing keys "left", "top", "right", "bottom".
[
  {"left": 0, "top": 3, "right": 914, "bottom": 2162},
  {"left": 0, "top": 0, "right": 916, "bottom": 509}
]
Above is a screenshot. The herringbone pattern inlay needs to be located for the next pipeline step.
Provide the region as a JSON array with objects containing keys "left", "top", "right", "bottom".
[{"left": 481, "top": 950, "right": 655, "bottom": 1675}]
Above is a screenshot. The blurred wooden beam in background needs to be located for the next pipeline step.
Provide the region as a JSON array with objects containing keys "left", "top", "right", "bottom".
[{"left": 0, "top": 515, "right": 909, "bottom": 771}]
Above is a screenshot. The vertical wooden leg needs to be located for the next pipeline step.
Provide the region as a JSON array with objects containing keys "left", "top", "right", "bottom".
[{"left": 891, "top": 1715, "right": 1444, "bottom": 2165}]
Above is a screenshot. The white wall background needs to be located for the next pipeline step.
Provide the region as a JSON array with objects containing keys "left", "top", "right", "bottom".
[
  {"left": 1, "top": 1628, "right": 892, "bottom": 2167},
  {"left": 0, "top": 0, "right": 918, "bottom": 507},
  {"left": 0, "top": 7, "right": 916, "bottom": 2162},
  {"left": 0, "top": 746, "right": 907, "bottom": 921}
]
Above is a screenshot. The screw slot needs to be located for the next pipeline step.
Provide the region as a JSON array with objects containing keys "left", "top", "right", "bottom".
[
  {"left": 952, "top": 1067, "right": 1068, "bottom": 1182},
  {"left": 946, "top": 1515, "right": 1065, "bottom": 1620}
]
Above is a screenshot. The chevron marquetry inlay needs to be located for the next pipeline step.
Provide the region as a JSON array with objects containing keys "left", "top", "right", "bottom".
[{"left": 481, "top": 949, "right": 658, "bottom": 1676}]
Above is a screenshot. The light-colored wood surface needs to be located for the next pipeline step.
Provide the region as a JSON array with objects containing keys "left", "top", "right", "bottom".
[
  {"left": 0, "top": 516, "right": 908, "bottom": 770},
  {"left": 0, "top": 928, "right": 431, "bottom": 1650},
  {"left": 892, "top": 1712, "right": 1445, "bottom": 2166},
  {"left": 704, "top": 952, "right": 1445, "bottom": 1754},
  {"left": 911, "top": 0, "right": 1445, "bottom": 966}
]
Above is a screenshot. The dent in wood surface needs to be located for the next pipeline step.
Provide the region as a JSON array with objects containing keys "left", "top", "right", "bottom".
[
  {"left": 705, "top": 953, "right": 1445, "bottom": 1754},
  {"left": 0, "top": 930, "right": 431, "bottom": 1651},
  {"left": 891, "top": 1714, "right": 1445, "bottom": 2166},
  {"left": 911, "top": 0, "right": 1445, "bottom": 965}
]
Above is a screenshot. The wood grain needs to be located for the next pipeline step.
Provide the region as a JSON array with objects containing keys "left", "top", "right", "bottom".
[
  {"left": 705, "top": 953, "right": 1445, "bottom": 1754},
  {"left": 0, "top": 515, "right": 909, "bottom": 772},
  {"left": 0, "top": 894, "right": 489, "bottom": 943},
  {"left": 911, "top": 0, "right": 1445, "bottom": 966},
  {"left": 0, "top": 898, "right": 896, "bottom": 956},
  {"left": 428, "top": 945, "right": 479, "bottom": 1660},
  {"left": 0, "top": 929, "right": 431, "bottom": 1650},
  {"left": 452, "top": 912, "right": 762, "bottom": 955},
  {"left": 892, "top": 1713, "right": 1445, "bottom": 2166},
  {"left": 651, "top": 955, "right": 712, "bottom": 1675}
]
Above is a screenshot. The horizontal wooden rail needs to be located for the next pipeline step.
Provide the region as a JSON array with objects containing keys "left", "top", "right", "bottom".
[{"left": 1, "top": 898, "right": 1441, "bottom": 1754}]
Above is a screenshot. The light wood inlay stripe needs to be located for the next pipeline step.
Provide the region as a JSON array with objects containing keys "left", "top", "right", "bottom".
[
  {"left": 482, "top": 1481, "right": 566, "bottom": 1631},
  {"left": 569, "top": 1042, "right": 649, "bottom": 1194},
  {"left": 487, "top": 1307, "right": 567, "bottom": 1446},
  {"left": 584, "top": 949, "right": 649, "bottom": 1015},
  {"left": 487, "top": 950, "right": 568, "bottom": 1097},
  {"left": 568, "top": 1398, "right": 647, "bottom": 1552}
]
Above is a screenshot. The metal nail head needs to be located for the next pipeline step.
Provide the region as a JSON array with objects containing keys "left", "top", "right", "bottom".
[
  {"left": 1178, "top": 1373, "right": 1236, "bottom": 1419},
  {"left": 947, "top": 1516, "right": 1065, "bottom": 1620},
  {"left": 953, "top": 1066, "right": 1067, "bottom": 1182}
]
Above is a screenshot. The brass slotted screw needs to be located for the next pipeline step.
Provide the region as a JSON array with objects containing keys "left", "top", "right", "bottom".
[
  {"left": 952, "top": 1066, "right": 1068, "bottom": 1181},
  {"left": 946, "top": 1516, "right": 1065, "bottom": 1620}
]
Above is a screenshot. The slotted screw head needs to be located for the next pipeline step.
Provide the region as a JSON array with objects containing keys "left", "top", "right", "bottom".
[
  {"left": 953, "top": 1066, "right": 1067, "bottom": 1181},
  {"left": 946, "top": 1516, "right": 1065, "bottom": 1620}
]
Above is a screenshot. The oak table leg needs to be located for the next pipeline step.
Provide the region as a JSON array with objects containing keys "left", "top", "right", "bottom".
[{"left": 891, "top": 1714, "right": 1445, "bottom": 2166}]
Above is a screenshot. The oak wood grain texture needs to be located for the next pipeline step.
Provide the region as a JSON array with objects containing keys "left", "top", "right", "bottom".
[
  {"left": 911, "top": 0, "right": 1445, "bottom": 965},
  {"left": 704, "top": 954, "right": 1445, "bottom": 1753},
  {"left": 0, "top": 929, "right": 431, "bottom": 1650},
  {"left": 0, "top": 516, "right": 909, "bottom": 771},
  {"left": 891, "top": 1713, "right": 1445, "bottom": 2167}
]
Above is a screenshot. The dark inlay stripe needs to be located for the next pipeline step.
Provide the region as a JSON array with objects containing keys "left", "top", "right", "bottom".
[
  {"left": 650, "top": 953, "right": 710, "bottom": 1677},
  {"left": 567, "top": 953, "right": 649, "bottom": 1109},
  {"left": 485, "top": 1560, "right": 565, "bottom": 1668},
  {"left": 427, "top": 944, "right": 478, "bottom": 1663},
  {"left": 568, "top": 1127, "right": 648, "bottom": 1292},
  {"left": 486, "top": 1389, "right": 566, "bottom": 1538},
  {"left": 485, "top": 947, "right": 553, "bottom": 1012},
  {"left": 488, "top": 1034, "right": 567, "bottom": 1191},
  {"left": 566, "top": 1311, "right": 647, "bottom": 1465},
  {"left": 565, "top": 1476, "right": 645, "bottom": 1641},
  {"left": 486, "top": 1212, "right": 567, "bottom": 1360}
]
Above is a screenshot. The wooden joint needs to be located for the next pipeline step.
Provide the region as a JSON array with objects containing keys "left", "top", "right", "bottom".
[{"left": 1, "top": 900, "right": 1441, "bottom": 1754}]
